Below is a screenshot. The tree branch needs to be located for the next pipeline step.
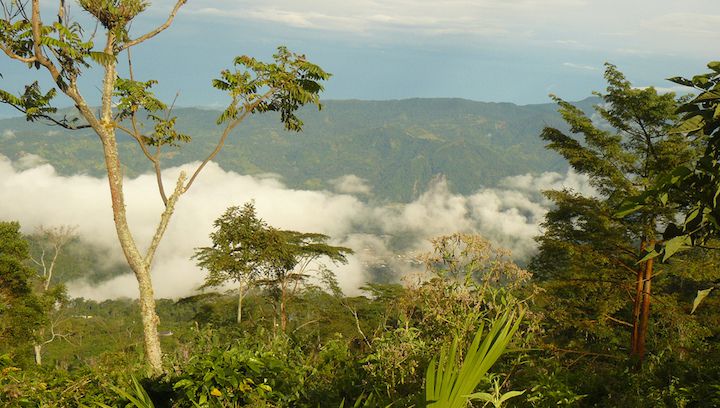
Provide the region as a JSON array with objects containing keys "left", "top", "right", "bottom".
[
  {"left": 183, "top": 90, "right": 275, "bottom": 192},
  {"left": 116, "top": 123, "right": 157, "bottom": 163},
  {"left": 344, "top": 302, "right": 372, "bottom": 347},
  {"left": 153, "top": 144, "right": 168, "bottom": 205},
  {"left": 0, "top": 43, "right": 37, "bottom": 63},
  {"left": 126, "top": 47, "right": 168, "bottom": 205},
  {"left": 604, "top": 314, "right": 633, "bottom": 327},
  {"left": 144, "top": 172, "right": 187, "bottom": 268},
  {"left": 65, "top": 80, "right": 104, "bottom": 139},
  {"left": 30, "top": 0, "right": 61, "bottom": 81},
  {"left": 3, "top": 99, "right": 92, "bottom": 129},
  {"left": 116, "top": 118, "right": 170, "bottom": 207},
  {"left": 120, "top": 0, "right": 187, "bottom": 50}
]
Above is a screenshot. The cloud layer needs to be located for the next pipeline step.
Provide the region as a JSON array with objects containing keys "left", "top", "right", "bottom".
[
  {"left": 0, "top": 155, "right": 593, "bottom": 300},
  {"left": 173, "top": 0, "right": 718, "bottom": 58}
]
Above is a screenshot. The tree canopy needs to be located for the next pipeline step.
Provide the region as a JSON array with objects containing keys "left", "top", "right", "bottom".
[
  {"left": 0, "top": 221, "right": 45, "bottom": 355},
  {"left": 195, "top": 202, "right": 353, "bottom": 330},
  {"left": 532, "top": 63, "right": 700, "bottom": 362}
]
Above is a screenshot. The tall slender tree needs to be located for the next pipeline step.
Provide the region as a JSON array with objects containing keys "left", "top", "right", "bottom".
[
  {"left": 531, "top": 63, "right": 697, "bottom": 362},
  {"left": 0, "top": 0, "right": 329, "bottom": 374}
]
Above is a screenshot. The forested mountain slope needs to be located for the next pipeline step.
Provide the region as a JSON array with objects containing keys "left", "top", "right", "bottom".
[{"left": 0, "top": 98, "right": 596, "bottom": 201}]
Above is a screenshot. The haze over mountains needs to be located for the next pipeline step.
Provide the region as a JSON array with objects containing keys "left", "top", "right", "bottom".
[{"left": 0, "top": 97, "right": 597, "bottom": 298}]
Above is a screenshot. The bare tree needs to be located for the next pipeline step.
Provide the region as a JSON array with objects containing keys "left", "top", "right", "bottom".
[
  {"left": 29, "top": 225, "right": 77, "bottom": 291},
  {"left": 28, "top": 224, "right": 76, "bottom": 365},
  {"left": 33, "top": 313, "right": 74, "bottom": 366}
]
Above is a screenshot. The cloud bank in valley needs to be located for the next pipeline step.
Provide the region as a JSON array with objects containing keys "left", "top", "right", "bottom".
[{"left": 0, "top": 155, "right": 593, "bottom": 300}]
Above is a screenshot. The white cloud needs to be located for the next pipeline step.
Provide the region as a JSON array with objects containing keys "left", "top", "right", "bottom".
[
  {"left": 183, "top": 0, "right": 586, "bottom": 38},
  {"left": 14, "top": 153, "right": 47, "bottom": 169},
  {"left": 634, "top": 85, "right": 696, "bottom": 96},
  {"left": 562, "top": 62, "right": 599, "bottom": 71},
  {"left": 2, "top": 129, "right": 16, "bottom": 140},
  {"left": 641, "top": 13, "right": 720, "bottom": 37},
  {"left": 330, "top": 174, "right": 372, "bottom": 195},
  {"left": 503, "top": 169, "right": 596, "bottom": 197},
  {"left": 0, "top": 155, "right": 592, "bottom": 300},
  {"left": 171, "top": 0, "right": 718, "bottom": 60}
]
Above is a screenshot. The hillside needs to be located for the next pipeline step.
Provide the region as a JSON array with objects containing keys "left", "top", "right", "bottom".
[{"left": 0, "top": 98, "right": 595, "bottom": 201}]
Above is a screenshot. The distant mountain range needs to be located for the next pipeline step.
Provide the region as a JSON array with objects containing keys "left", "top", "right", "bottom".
[{"left": 0, "top": 98, "right": 598, "bottom": 202}]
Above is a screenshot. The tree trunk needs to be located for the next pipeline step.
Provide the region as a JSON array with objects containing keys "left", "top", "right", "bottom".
[
  {"left": 630, "top": 241, "right": 646, "bottom": 357},
  {"left": 636, "top": 247, "right": 654, "bottom": 361},
  {"left": 237, "top": 280, "right": 246, "bottom": 324},
  {"left": 280, "top": 282, "right": 287, "bottom": 333},
  {"left": 100, "top": 116, "right": 163, "bottom": 374},
  {"left": 93, "top": 38, "right": 163, "bottom": 375},
  {"left": 135, "top": 263, "right": 163, "bottom": 373},
  {"left": 630, "top": 239, "right": 654, "bottom": 365},
  {"left": 33, "top": 344, "right": 42, "bottom": 366}
]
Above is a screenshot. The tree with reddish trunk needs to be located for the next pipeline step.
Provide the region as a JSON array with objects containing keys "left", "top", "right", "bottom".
[{"left": 530, "top": 63, "right": 698, "bottom": 364}]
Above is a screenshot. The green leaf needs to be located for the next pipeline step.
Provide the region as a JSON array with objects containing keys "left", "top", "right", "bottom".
[
  {"left": 668, "top": 165, "right": 693, "bottom": 184},
  {"left": 637, "top": 249, "right": 659, "bottom": 264},
  {"left": 659, "top": 192, "right": 668, "bottom": 205},
  {"left": 663, "top": 235, "right": 691, "bottom": 262},
  {"left": 686, "top": 207, "right": 701, "bottom": 224},
  {"left": 672, "top": 114, "right": 704, "bottom": 134},
  {"left": 425, "top": 311, "right": 522, "bottom": 408},
  {"left": 88, "top": 51, "right": 115, "bottom": 66},
  {"left": 615, "top": 201, "right": 644, "bottom": 217},
  {"left": 708, "top": 61, "right": 720, "bottom": 73},
  {"left": 667, "top": 76, "right": 694, "bottom": 87},
  {"left": 696, "top": 90, "right": 720, "bottom": 103},
  {"left": 465, "top": 392, "right": 494, "bottom": 402},
  {"left": 499, "top": 390, "right": 526, "bottom": 404},
  {"left": 691, "top": 287, "right": 714, "bottom": 314}
]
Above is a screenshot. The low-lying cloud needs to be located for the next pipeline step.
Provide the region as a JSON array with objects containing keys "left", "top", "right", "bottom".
[
  {"left": 0, "top": 155, "right": 593, "bottom": 300},
  {"left": 330, "top": 174, "right": 372, "bottom": 195}
]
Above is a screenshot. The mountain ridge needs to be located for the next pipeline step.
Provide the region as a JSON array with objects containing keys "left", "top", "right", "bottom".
[{"left": 0, "top": 97, "right": 598, "bottom": 201}]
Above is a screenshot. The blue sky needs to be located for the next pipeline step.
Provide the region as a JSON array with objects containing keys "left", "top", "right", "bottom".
[{"left": 1, "top": 0, "right": 718, "bottom": 117}]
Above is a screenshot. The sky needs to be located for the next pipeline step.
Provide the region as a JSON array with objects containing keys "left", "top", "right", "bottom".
[{"left": 1, "top": 0, "right": 718, "bottom": 117}]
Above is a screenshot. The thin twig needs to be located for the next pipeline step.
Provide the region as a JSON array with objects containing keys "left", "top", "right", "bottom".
[
  {"left": 183, "top": 90, "right": 274, "bottom": 192},
  {"left": 120, "top": 0, "right": 187, "bottom": 50},
  {"left": 604, "top": 314, "right": 633, "bottom": 327}
]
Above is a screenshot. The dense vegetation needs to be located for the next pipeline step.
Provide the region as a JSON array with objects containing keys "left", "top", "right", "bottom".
[
  {"left": 3, "top": 63, "right": 720, "bottom": 407},
  {"left": 2, "top": 0, "right": 720, "bottom": 406}
]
